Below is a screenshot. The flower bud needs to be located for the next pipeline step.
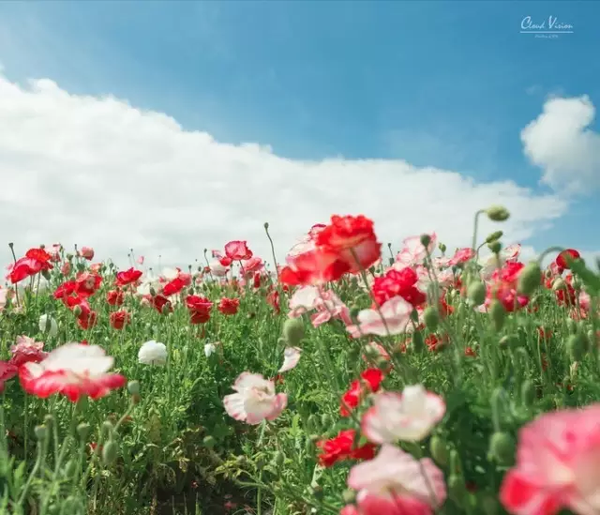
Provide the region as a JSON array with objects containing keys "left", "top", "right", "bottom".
[
  {"left": 552, "top": 278, "right": 566, "bottom": 291},
  {"left": 273, "top": 451, "right": 285, "bottom": 468},
  {"left": 438, "top": 243, "right": 447, "bottom": 254},
  {"left": 34, "top": 425, "right": 48, "bottom": 441},
  {"left": 72, "top": 305, "right": 82, "bottom": 317},
  {"left": 429, "top": 435, "right": 449, "bottom": 466},
  {"left": 420, "top": 234, "right": 431, "bottom": 248},
  {"left": 489, "top": 300, "right": 505, "bottom": 331},
  {"left": 412, "top": 331, "right": 425, "bottom": 353},
  {"left": 517, "top": 262, "right": 542, "bottom": 296},
  {"left": 485, "top": 231, "right": 503, "bottom": 243},
  {"left": 149, "top": 287, "right": 157, "bottom": 297},
  {"left": 283, "top": 318, "right": 305, "bottom": 347},
  {"left": 263, "top": 222, "right": 269, "bottom": 230},
  {"left": 44, "top": 414, "right": 55, "bottom": 427},
  {"left": 203, "top": 436, "right": 216, "bottom": 448},
  {"left": 423, "top": 307, "right": 439, "bottom": 331},
  {"left": 102, "top": 440, "right": 119, "bottom": 466},
  {"left": 486, "top": 205, "right": 510, "bottom": 222},
  {"left": 127, "top": 380, "right": 140, "bottom": 396},
  {"left": 467, "top": 281, "right": 486, "bottom": 306},
  {"left": 488, "top": 432, "right": 515, "bottom": 465},
  {"left": 349, "top": 305, "right": 361, "bottom": 321},
  {"left": 567, "top": 333, "right": 586, "bottom": 362},
  {"left": 448, "top": 475, "right": 467, "bottom": 505},
  {"left": 488, "top": 241, "right": 502, "bottom": 254},
  {"left": 77, "top": 423, "right": 90, "bottom": 440},
  {"left": 342, "top": 489, "right": 356, "bottom": 504}
]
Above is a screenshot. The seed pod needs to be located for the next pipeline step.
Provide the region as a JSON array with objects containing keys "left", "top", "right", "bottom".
[
  {"left": 467, "top": 281, "right": 487, "bottom": 306},
  {"left": 488, "top": 432, "right": 515, "bottom": 465},
  {"left": 429, "top": 435, "right": 449, "bottom": 466},
  {"left": 486, "top": 205, "right": 510, "bottom": 222},
  {"left": 423, "top": 307, "right": 439, "bottom": 331}
]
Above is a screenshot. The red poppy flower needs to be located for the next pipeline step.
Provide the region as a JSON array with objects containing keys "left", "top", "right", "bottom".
[
  {"left": 109, "top": 310, "right": 131, "bottom": 330},
  {"left": 372, "top": 267, "right": 426, "bottom": 308},
  {"left": 556, "top": 249, "right": 580, "bottom": 271},
  {"left": 186, "top": 295, "right": 213, "bottom": 324},
  {"left": 315, "top": 215, "right": 381, "bottom": 273},
  {"left": 266, "top": 289, "right": 280, "bottom": 314},
  {"left": 115, "top": 268, "right": 143, "bottom": 287},
  {"left": 151, "top": 294, "right": 172, "bottom": 314},
  {"left": 106, "top": 289, "right": 124, "bottom": 306},
  {"left": 75, "top": 272, "right": 102, "bottom": 297},
  {"left": 218, "top": 297, "right": 240, "bottom": 315},
  {"left": 341, "top": 368, "right": 384, "bottom": 417},
  {"left": 0, "top": 361, "right": 18, "bottom": 392},
  {"left": 8, "top": 248, "right": 54, "bottom": 284},
  {"left": 316, "top": 429, "right": 376, "bottom": 467}
]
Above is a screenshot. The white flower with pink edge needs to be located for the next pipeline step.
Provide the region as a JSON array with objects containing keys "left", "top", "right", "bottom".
[
  {"left": 19, "top": 343, "right": 126, "bottom": 402},
  {"left": 224, "top": 372, "right": 287, "bottom": 425},
  {"left": 362, "top": 385, "right": 446, "bottom": 444}
]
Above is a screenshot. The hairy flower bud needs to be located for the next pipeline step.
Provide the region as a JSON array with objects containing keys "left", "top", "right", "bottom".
[
  {"left": 517, "top": 261, "right": 542, "bottom": 296},
  {"left": 102, "top": 440, "right": 119, "bottom": 466},
  {"left": 485, "top": 231, "right": 503, "bottom": 243},
  {"left": 488, "top": 432, "right": 515, "bottom": 465},
  {"left": 467, "top": 281, "right": 486, "bottom": 306},
  {"left": 423, "top": 307, "right": 439, "bottom": 331},
  {"left": 429, "top": 435, "right": 449, "bottom": 466},
  {"left": 489, "top": 300, "right": 505, "bottom": 331},
  {"left": 486, "top": 205, "right": 510, "bottom": 222},
  {"left": 282, "top": 318, "right": 305, "bottom": 347}
]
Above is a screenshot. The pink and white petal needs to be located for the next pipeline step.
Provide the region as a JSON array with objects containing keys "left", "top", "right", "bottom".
[
  {"left": 310, "top": 310, "right": 331, "bottom": 328},
  {"left": 265, "top": 393, "right": 288, "bottom": 421},
  {"left": 357, "top": 491, "right": 434, "bottom": 515},
  {"left": 223, "top": 393, "right": 248, "bottom": 421},
  {"left": 279, "top": 347, "right": 302, "bottom": 373},
  {"left": 232, "top": 372, "right": 269, "bottom": 393}
]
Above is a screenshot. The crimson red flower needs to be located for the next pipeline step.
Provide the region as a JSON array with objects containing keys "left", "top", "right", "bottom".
[
  {"left": 425, "top": 334, "right": 449, "bottom": 352},
  {"left": 7, "top": 248, "right": 54, "bottom": 284},
  {"left": 556, "top": 249, "right": 580, "bottom": 271},
  {"left": 186, "top": 295, "right": 213, "bottom": 324},
  {"left": 109, "top": 310, "right": 131, "bottom": 330},
  {"left": 106, "top": 289, "right": 124, "bottom": 306},
  {"left": 224, "top": 241, "right": 253, "bottom": 261},
  {"left": 253, "top": 272, "right": 261, "bottom": 288},
  {"left": 316, "top": 429, "right": 376, "bottom": 467},
  {"left": 76, "top": 302, "right": 98, "bottom": 330},
  {"left": 341, "top": 368, "right": 384, "bottom": 417},
  {"left": 372, "top": 267, "right": 426, "bottom": 308},
  {"left": 162, "top": 276, "right": 189, "bottom": 296},
  {"left": 115, "top": 268, "right": 143, "bottom": 287},
  {"left": 218, "top": 297, "right": 240, "bottom": 315},
  {"left": 219, "top": 256, "right": 233, "bottom": 267},
  {"left": 151, "top": 294, "right": 172, "bottom": 314}
]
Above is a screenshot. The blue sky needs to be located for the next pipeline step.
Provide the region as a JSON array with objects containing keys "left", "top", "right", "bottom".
[{"left": 0, "top": 1, "right": 599, "bottom": 265}]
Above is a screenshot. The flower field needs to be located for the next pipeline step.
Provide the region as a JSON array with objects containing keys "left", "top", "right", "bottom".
[{"left": 1, "top": 207, "right": 599, "bottom": 515}]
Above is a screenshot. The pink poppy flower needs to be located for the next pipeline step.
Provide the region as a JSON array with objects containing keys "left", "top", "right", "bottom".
[
  {"left": 447, "top": 247, "right": 476, "bottom": 266},
  {"left": 395, "top": 234, "right": 437, "bottom": 268},
  {"left": 223, "top": 372, "right": 287, "bottom": 425},
  {"left": 348, "top": 444, "right": 447, "bottom": 513},
  {"left": 347, "top": 296, "right": 413, "bottom": 337},
  {"left": 79, "top": 247, "right": 95, "bottom": 260},
  {"left": 224, "top": 241, "right": 253, "bottom": 261},
  {"left": 19, "top": 343, "right": 126, "bottom": 402},
  {"left": 288, "top": 286, "right": 321, "bottom": 317},
  {"left": 500, "top": 404, "right": 600, "bottom": 515},
  {"left": 362, "top": 385, "right": 446, "bottom": 444},
  {"left": 10, "top": 336, "right": 47, "bottom": 367}
]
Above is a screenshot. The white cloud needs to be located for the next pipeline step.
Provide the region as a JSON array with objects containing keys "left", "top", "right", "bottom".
[
  {"left": 521, "top": 95, "right": 600, "bottom": 194},
  {"left": 0, "top": 73, "right": 568, "bottom": 271}
]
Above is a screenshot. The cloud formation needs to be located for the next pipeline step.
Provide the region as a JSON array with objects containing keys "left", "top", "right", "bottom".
[
  {"left": 0, "top": 74, "right": 568, "bottom": 270},
  {"left": 521, "top": 95, "right": 600, "bottom": 194}
]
